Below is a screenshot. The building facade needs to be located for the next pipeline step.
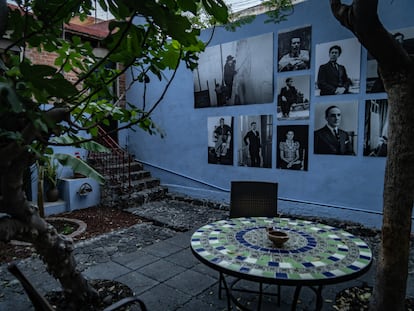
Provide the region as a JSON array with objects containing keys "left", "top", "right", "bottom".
[{"left": 123, "top": 0, "right": 414, "bottom": 229}]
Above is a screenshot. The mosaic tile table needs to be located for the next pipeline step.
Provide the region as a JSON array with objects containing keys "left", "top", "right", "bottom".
[{"left": 190, "top": 217, "right": 373, "bottom": 311}]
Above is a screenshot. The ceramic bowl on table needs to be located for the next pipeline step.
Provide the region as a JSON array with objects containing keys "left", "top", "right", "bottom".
[{"left": 266, "top": 228, "right": 289, "bottom": 247}]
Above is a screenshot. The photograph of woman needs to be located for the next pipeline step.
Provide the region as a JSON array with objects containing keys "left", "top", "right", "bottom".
[{"left": 277, "top": 125, "right": 309, "bottom": 170}]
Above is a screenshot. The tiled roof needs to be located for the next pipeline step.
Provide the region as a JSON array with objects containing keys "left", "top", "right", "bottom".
[
  {"left": 7, "top": 3, "right": 112, "bottom": 40},
  {"left": 64, "top": 20, "right": 112, "bottom": 39}
]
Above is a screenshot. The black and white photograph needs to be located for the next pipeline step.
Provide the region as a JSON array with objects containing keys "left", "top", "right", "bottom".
[
  {"left": 277, "top": 25, "right": 311, "bottom": 72},
  {"left": 237, "top": 115, "right": 273, "bottom": 168},
  {"left": 364, "top": 99, "right": 388, "bottom": 157},
  {"left": 314, "top": 101, "right": 358, "bottom": 156},
  {"left": 276, "top": 75, "right": 310, "bottom": 120},
  {"left": 208, "top": 116, "right": 234, "bottom": 165},
  {"left": 277, "top": 125, "right": 309, "bottom": 171},
  {"left": 315, "top": 38, "right": 361, "bottom": 96},
  {"left": 366, "top": 26, "right": 414, "bottom": 93},
  {"left": 194, "top": 33, "right": 274, "bottom": 108}
]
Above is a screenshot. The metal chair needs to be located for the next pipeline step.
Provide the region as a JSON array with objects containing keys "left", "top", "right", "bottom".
[
  {"left": 219, "top": 180, "right": 280, "bottom": 310},
  {"left": 229, "top": 181, "right": 278, "bottom": 218},
  {"left": 7, "top": 262, "right": 148, "bottom": 311}
]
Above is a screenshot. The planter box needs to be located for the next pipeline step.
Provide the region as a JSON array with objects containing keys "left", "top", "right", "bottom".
[
  {"left": 58, "top": 177, "right": 100, "bottom": 212},
  {"left": 44, "top": 200, "right": 67, "bottom": 216}
]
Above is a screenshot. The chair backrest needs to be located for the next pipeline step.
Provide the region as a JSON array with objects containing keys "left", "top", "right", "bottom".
[{"left": 229, "top": 181, "right": 278, "bottom": 218}]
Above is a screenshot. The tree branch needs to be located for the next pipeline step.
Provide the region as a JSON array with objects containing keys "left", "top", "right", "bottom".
[
  {"left": 330, "top": 0, "right": 413, "bottom": 74},
  {"left": 0, "top": 0, "right": 6, "bottom": 38},
  {"left": 0, "top": 107, "right": 70, "bottom": 165}
]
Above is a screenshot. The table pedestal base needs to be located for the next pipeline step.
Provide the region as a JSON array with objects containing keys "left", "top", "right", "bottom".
[
  {"left": 220, "top": 274, "right": 324, "bottom": 311},
  {"left": 292, "top": 285, "right": 324, "bottom": 311}
]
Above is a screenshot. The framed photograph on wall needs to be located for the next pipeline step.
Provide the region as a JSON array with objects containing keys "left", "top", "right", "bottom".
[
  {"left": 194, "top": 33, "right": 274, "bottom": 108},
  {"left": 237, "top": 115, "right": 273, "bottom": 168},
  {"left": 364, "top": 99, "right": 388, "bottom": 157},
  {"left": 277, "top": 25, "right": 311, "bottom": 72},
  {"left": 366, "top": 26, "right": 414, "bottom": 93},
  {"left": 276, "top": 74, "right": 310, "bottom": 120},
  {"left": 315, "top": 38, "right": 361, "bottom": 96},
  {"left": 276, "top": 125, "right": 309, "bottom": 171},
  {"left": 208, "top": 116, "right": 234, "bottom": 165},
  {"left": 313, "top": 101, "right": 358, "bottom": 156}
]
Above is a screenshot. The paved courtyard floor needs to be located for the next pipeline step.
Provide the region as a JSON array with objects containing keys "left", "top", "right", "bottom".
[{"left": 0, "top": 197, "right": 413, "bottom": 310}]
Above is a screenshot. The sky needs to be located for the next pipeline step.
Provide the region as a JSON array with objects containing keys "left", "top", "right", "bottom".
[
  {"left": 7, "top": 1, "right": 305, "bottom": 19},
  {"left": 224, "top": 0, "right": 265, "bottom": 12},
  {"left": 225, "top": 0, "right": 306, "bottom": 12},
  {"left": 7, "top": 0, "right": 260, "bottom": 19}
]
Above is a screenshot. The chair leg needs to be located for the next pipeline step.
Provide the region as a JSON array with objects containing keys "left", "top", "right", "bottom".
[
  {"left": 218, "top": 272, "right": 224, "bottom": 299},
  {"left": 277, "top": 284, "right": 281, "bottom": 306},
  {"left": 8, "top": 262, "right": 147, "bottom": 311},
  {"left": 103, "top": 296, "right": 148, "bottom": 311},
  {"left": 292, "top": 285, "right": 302, "bottom": 311},
  {"left": 218, "top": 272, "right": 232, "bottom": 310},
  {"left": 257, "top": 282, "right": 263, "bottom": 311},
  {"left": 7, "top": 262, "right": 54, "bottom": 311}
]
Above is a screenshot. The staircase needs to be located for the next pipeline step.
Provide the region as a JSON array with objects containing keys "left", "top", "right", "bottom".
[{"left": 88, "top": 127, "right": 168, "bottom": 209}]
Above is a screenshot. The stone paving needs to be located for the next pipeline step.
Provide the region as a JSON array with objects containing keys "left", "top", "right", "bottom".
[{"left": 0, "top": 197, "right": 413, "bottom": 311}]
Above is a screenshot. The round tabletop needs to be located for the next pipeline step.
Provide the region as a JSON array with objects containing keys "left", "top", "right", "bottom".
[{"left": 191, "top": 217, "right": 373, "bottom": 286}]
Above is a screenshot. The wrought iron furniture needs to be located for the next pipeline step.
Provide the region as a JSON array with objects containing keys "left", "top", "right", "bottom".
[
  {"left": 7, "top": 262, "right": 148, "bottom": 311},
  {"left": 191, "top": 217, "right": 373, "bottom": 311},
  {"left": 229, "top": 181, "right": 278, "bottom": 218},
  {"left": 218, "top": 181, "right": 279, "bottom": 309}
]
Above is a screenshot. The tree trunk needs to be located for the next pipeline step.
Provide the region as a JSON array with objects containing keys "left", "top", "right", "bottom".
[
  {"left": 374, "top": 70, "right": 414, "bottom": 311},
  {"left": 0, "top": 0, "right": 6, "bottom": 37},
  {"left": 0, "top": 155, "right": 98, "bottom": 308},
  {"left": 330, "top": 1, "right": 414, "bottom": 310}
]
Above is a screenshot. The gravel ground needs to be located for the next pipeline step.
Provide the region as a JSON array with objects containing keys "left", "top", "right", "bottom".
[{"left": 1, "top": 196, "right": 413, "bottom": 310}]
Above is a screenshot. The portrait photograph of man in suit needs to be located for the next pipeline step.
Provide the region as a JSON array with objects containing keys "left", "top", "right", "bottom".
[
  {"left": 237, "top": 115, "right": 273, "bottom": 168},
  {"left": 366, "top": 26, "right": 414, "bottom": 93},
  {"left": 276, "top": 75, "right": 310, "bottom": 120},
  {"left": 314, "top": 102, "right": 358, "bottom": 156},
  {"left": 315, "top": 38, "right": 361, "bottom": 96}
]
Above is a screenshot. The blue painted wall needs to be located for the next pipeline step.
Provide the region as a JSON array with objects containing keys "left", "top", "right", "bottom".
[{"left": 123, "top": 0, "right": 414, "bottom": 229}]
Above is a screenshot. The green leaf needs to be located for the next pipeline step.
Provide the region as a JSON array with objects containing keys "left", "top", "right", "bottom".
[
  {"left": 51, "top": 136, "right": 110, "bottom": 153},
  {"left": 202, "top": 0, "right": 228, "bottom": 24},
  {"left": 0, "top": 129, "right": 23, "bottom": 141},
  {"left": 0, "top": 82, "right": 24, "bottom": 113},
  {"left": 98, "top": 0, "right": 108, "bottom": 11},
  {"left": 54, "top": 153, "right": 105, "bottom": 185},
  {"left": 19, "top": 63, "right": 78, "bottom": 98},
  {"left": 33, "top": 119, "right": 49, "bottom": 133},
  {"left": 177, "top": 0, "right": 198, "bottom": 14},
  {"left": 20, "top": 63, "right": 57, "bottom": 78}
]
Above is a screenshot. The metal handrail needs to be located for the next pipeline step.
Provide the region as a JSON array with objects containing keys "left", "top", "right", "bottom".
[{"left": 88, "top": 126, "right": 132, "bottom": 189}]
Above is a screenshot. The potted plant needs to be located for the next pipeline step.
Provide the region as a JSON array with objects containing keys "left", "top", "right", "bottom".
[{"left": 43, "top": 156, "right": 60, "bottom": 202}]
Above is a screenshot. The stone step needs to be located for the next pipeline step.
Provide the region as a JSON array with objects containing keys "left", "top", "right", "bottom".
[
  {"left": 90, "top": 161, "right": 144, "bottom": 174},
  {"left": 88, "top": 152, "right": 168, "bottom": 208},
  {"left": 104, "top": 170, "right": 152, "bottom": 184},
  {"left": 88, "top": 152, "right": 134, "bottom": 161},
  {"left": 101, "top": 186, "right": 168, "bottom": 209},
  {"left": 126, "top": 186, "right": 168, "bottom": 205},
  {"left": 105, "top": 177, "right": 161, "bottom": 195}
]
